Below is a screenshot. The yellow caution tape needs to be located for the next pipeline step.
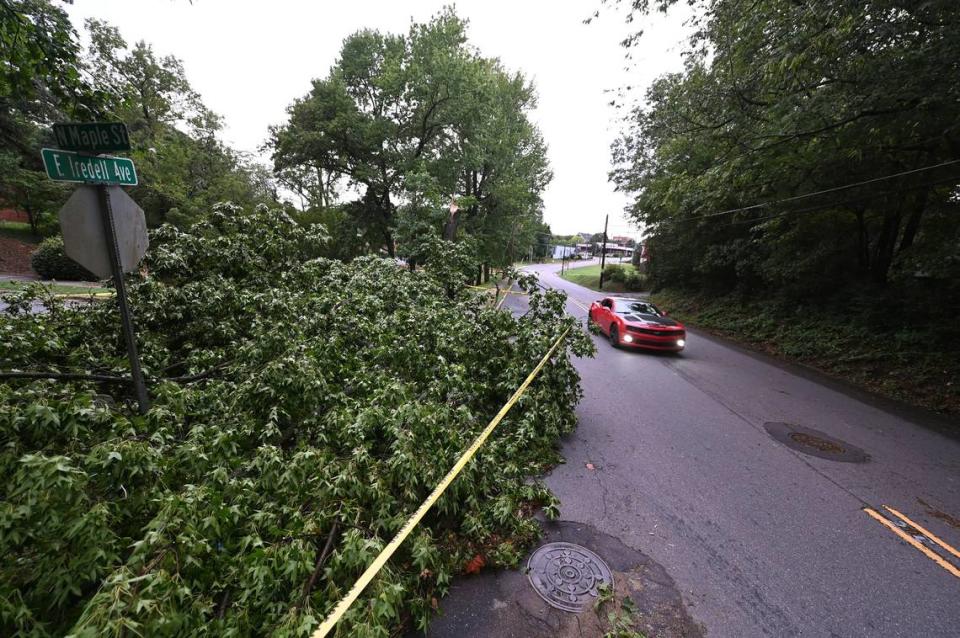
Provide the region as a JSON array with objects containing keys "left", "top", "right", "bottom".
[
  {"left": 311, "top": 326, "right": 572, "bottom": 637},
  {"left": 52, "top": 292, "right": 113, "bottom": 298},
  {"left": 467, "top": 284, "right": 525, "bottom": 295}
]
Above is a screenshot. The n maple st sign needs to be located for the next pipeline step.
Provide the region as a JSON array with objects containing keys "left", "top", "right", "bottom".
[{"left": 53, "top": 121, "right": 131, "bottom": 152}]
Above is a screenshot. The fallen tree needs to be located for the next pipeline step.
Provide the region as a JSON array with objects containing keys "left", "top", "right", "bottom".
[{"left": 0, "top": 203, "right": 592, "bottom": 636}]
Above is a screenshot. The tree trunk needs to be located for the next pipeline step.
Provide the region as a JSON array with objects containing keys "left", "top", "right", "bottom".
[
  {"left": 483, "top": 263, "right": 490, "bottom": 283},
  {"left": 383, "top": 227, "right": 395, "bottom": 258},
  {"left": 853, "top": 208, "right": 869, "bottom": 273},
  {"left": 443, "top": 208, "right": 459, "bottom": 241},
  {"left": 315, "top": 165, "right": 327, "bottom": 208},
  {"left": 379, "top": 190, "right": 396, "bottom": 258},
  {"left": 24, "top": 191, "right": 37, "bottom": 236},
  {"left": 872, "top": 210, "right": 902, "bottom": 285},
  {"left": 897, "top": 187, "right": 929, "bottom": 254}
]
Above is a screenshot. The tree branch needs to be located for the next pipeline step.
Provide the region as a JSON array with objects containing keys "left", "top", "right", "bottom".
[{"left": 299, "top": 521, "right": 340, "bottom": 610}]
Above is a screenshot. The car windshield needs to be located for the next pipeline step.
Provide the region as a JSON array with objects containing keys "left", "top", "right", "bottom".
[{"left": 614, "top": 300, "right": 662, "bottom": 316}]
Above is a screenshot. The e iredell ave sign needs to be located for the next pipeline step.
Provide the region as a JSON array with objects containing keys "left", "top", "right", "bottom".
[{"left": 41, "top": 148, "right": 138, "bottom": 186}]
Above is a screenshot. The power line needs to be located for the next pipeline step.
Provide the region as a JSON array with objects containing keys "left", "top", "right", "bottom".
[
  {"left": 719, "top": 174, "right": 960, "bottom": 228},
  {"left": 672, "top": 159, "right": 960, "bottom": 223}
]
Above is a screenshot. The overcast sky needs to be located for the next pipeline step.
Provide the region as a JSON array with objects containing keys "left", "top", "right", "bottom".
[{"left": 64, "top": 1, "right": 692, "bottom": 238}]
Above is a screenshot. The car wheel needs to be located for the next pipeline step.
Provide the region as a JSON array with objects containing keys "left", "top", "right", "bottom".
[{"left": 609, "top": 324, "right": 620, "bottom": 348}]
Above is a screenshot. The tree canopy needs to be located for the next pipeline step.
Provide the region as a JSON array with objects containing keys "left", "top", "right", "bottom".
[
  {"left": 609, "top": 0, "right": 960, "bottom": 298},
  {"left": 0, "top": 1, "right": 273, "bottom": 233},
  {"left": 270, "top": 9, "right": 551, "bottom": 265}
]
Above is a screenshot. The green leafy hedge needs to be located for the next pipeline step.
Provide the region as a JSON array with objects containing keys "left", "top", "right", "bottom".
[
  {"left": 30, "top": 236, "right": 99, "bottom": 281},
  {"left": 0, "top": 203, "right": 592, "bottom": 637},
  {"left": 602, "top": 264, "right": 645, "bottom": 291}
]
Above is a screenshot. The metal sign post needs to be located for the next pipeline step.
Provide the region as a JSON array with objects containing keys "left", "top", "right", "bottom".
[{"left": 97, "top": 186, "right": 150, "bottom": 414}]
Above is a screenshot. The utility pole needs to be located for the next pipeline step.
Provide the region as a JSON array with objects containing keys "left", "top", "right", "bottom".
[{"left": 598, "top": 214, "right": 609, "bottom": 289}]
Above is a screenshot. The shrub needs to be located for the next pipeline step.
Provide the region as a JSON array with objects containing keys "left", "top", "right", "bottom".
[
  {"left": 34, "top": 213, "right": 61, "bottom": 238},
  {"left": 603, "top": 264, "right": 626, "bottom": 283},
  {"left": 29, "top": 236, "right": 98, "bottom": 281},
  {"left": 624, "top": 271, "right": 646, "bottom": 292}
]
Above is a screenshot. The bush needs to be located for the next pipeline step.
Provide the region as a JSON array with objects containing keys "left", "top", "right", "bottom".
[
  {"left": 34, "top": 213, "right": 61, "bottom": 238},
  {"left": 1, "top": 203, "right": 593, "bottom": 637},
  {"left": 30, "top": 236, "right": 99, "bottom": 281},
  {"left": 603, "top": 264, "right": 626, "bottom": 283},
  {"left": 624, "top": 271, "right": 646, "bottom": 292}
]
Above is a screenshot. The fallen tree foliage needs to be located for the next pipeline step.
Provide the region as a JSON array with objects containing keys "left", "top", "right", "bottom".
[{"left": 0, "top": 204, "right": 592, "bottom": 637}]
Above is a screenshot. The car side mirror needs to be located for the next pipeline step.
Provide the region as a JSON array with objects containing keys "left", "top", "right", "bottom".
[{"left": 662, "top": 311, "right": 669, "bottom": 316}]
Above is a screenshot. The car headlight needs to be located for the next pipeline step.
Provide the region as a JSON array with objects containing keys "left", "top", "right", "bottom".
[
  {"left": 676, "top": 338, "right": 686, "bottom": 347},
  {"left": 623, "top": 334, "right": 634, "bottom": 343}
]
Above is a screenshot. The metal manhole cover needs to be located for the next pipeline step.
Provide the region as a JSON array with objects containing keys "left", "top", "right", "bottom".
[
  {"left": 526, "top": 542, "right": 613, "bottom": 612},
  {"left": 764, "top": 422, "right": 869, "bottom": 463}
]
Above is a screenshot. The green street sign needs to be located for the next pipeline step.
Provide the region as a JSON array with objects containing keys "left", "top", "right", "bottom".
[
  {"left": 53, "top": 122, "right": 131, "bottom": 152},
  {"left": 41, "top": 148, "right": 138, "bottom": 186}
]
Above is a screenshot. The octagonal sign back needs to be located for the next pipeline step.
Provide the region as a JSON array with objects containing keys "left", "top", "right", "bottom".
[{"left": 58, "top": 185, "right": 148, "bottom": 279}]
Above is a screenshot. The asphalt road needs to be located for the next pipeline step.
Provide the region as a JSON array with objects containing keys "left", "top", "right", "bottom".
[{"left": 504, "top": 261, "right": 960, "bottom": 637}]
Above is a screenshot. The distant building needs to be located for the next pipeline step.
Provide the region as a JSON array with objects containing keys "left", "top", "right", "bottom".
[
  {"left": 594, "top": 242, "right": 634, "bottom": 260},
  {"left": 575, "top": 243, "right": 593, "bottom": 258}
]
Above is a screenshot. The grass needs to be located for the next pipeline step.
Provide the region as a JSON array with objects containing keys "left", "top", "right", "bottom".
[
  {"left": 559, "top": 262, "right": 639, "bottom": 293},
  {"left": 651, "top": 288, "right": 960, "bottom": 418},
  {"left": 0, "top": 280, "right": 111, "bottom": 296},
  {"left": 0, "top": 220, "right": 41, "bottom": 244}
]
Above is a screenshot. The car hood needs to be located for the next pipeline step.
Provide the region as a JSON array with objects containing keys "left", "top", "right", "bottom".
[{"left": 622, "top": 313, "right": 682, "bottom": 327}]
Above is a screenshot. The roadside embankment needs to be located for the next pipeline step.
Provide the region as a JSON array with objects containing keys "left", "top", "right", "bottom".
[{"left": 651, "top": 289, "right": 960, "bottom": 418}]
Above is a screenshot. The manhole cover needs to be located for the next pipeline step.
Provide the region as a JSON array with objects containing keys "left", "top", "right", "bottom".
[
  {"left": 764, "top": 422, "right": 869, "bottom": 463},
  {"left": 526, "top": 542, "right": 613, "bottom": 612}
]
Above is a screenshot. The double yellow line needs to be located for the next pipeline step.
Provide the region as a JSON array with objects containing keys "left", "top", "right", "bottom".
[
  {"left": 864, "top": 505, "right": 960, "bottom": 579},
  {"left": 310, "top": 327, "right": 572, "bottom": 637},
  {"left": 567, "top": 297, "right": 589, "bottom": 313}
]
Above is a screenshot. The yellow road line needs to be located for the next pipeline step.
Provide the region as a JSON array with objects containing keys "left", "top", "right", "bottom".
[
  {"left": 311, "top": 326, "right": 572, "bottom": 637},
  {"left": 883, "top": 505, "right": 960, "bottom": 562},
  {"left": 863, "top": 507, "right": 960, "bottom": 579}
]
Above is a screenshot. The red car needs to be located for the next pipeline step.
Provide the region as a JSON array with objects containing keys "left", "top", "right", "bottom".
[{"left": 588, "top": 297, "right": 686, "bottom": 352}]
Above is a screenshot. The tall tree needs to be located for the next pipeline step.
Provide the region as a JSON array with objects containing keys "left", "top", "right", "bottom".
[
  {"left": 270, "top": 9, "right": 550, "bottom": 263},
  {"left": 84, "top": 19, "right": 274, "bottom": 226},
  {"left": 0, "top": 0, "right": 105, "bottom": 233},
  {"left": 609, "top": 0, "right": 960, "bottom": 294}
]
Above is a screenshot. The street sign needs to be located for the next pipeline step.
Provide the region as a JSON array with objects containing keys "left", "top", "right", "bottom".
[
  {"left": 59, "top": 185, "right": 148, "bottom": 279},
  {"left": 53, "top": 122, "right": 131, "bottom": 152},
  {"left": 45, "top": 120, "right": 150, "bottom": 414},
  {"left": 41, "top": 148, "right": 138, "bottom": 186}
]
